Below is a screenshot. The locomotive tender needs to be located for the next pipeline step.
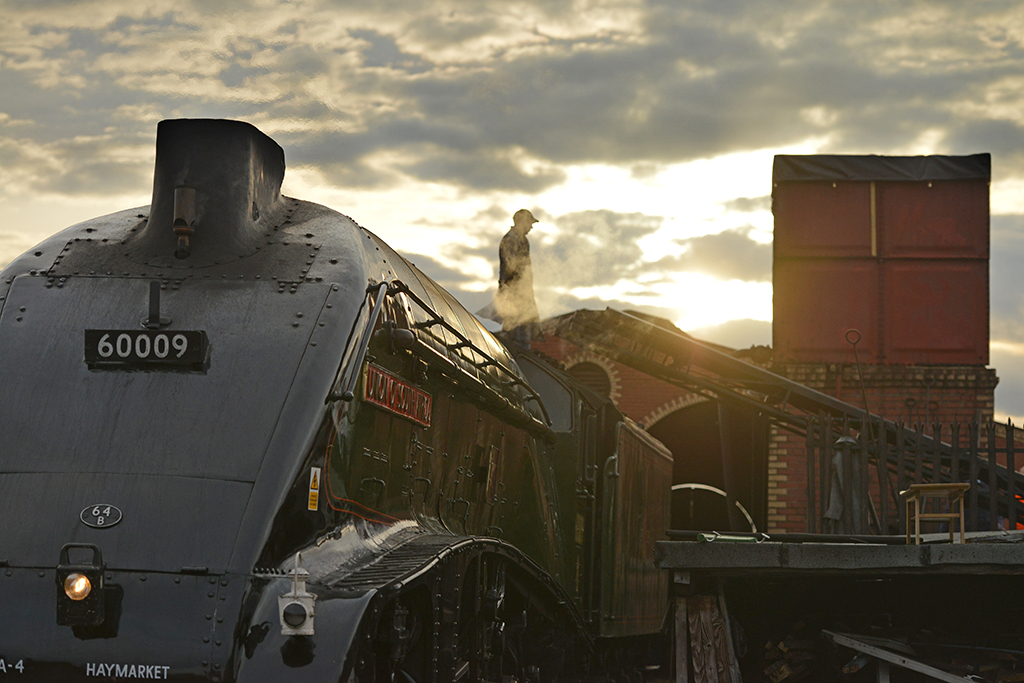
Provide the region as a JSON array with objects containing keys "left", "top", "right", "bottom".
[{"left": 0, "top": 119, "right": 672, "bottom": 682}]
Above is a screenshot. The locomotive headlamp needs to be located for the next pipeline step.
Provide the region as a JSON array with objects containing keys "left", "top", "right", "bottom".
[
  {"left": 56, "top": 544, "right": 106, "bottom": 627},
  {"left": 63, "top": 573, "right": 92, "bottom": 601},
  {"left": 279, "top": 552, "right": 315, "bottom": 637},
  {"left": 282, "top": 602, "right": 308, "bottom": 627}
]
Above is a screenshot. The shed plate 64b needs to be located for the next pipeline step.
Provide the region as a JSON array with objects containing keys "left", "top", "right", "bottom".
[{"left": 80, "top": 504, "right": 122, "bottom": 529}]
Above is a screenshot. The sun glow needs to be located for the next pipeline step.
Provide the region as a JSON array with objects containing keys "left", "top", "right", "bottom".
[
  {"left": 659, "top": 274, "right": 773, "bottom": 332},
  {"left": 283, "top": 145, "right": 798, "bottom": 338},
  {"left": 554, "top": 273, "right": 771, "bottom": 333}
]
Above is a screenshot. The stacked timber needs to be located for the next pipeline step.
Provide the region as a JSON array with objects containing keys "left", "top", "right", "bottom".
[{"left": 762, "top": 625, "right": 818, "bottom": 682}]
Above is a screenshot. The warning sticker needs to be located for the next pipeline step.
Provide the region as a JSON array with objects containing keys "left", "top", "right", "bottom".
[{"left": 308, "top": 467, "right": 321, "bottom": 511}]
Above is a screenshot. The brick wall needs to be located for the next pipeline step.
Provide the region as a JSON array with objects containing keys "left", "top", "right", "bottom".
[
  {"left": 529, "top": 336, "right": 999, "bottom": 535},
  {"left": 765, "top": 362, "right": 998, "bottom": 534},
  {"left": 529, "top": 337, "right": 692, "bottom": 427}
]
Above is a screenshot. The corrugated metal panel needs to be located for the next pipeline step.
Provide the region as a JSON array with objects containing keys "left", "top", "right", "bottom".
[
  {"left": 773, "top": 260, "right": 880, "bottom": 363},
  {"left": 883, "top": 260, "right": 989, "bottom": 365},
  {"left": 878, "top": 181, "right": 989, "bottom": 259},
  {"left": 773, "top": 182, "right": 872, "bottom": 258}
]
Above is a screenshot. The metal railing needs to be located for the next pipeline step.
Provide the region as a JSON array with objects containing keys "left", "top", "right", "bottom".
[{"left": 805, "top": 416, "right": 1023, "bottom": 535}]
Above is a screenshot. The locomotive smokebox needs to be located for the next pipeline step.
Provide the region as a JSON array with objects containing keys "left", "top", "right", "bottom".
[{"left": 126, "top": 118, "right": 287, "bottom": 268}]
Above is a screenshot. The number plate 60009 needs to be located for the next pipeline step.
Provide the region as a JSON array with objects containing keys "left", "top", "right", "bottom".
[{"left": 84, "top": 329, "right": 208, "bottom": 369}]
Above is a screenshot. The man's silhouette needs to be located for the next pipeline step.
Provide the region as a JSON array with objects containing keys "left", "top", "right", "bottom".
[{"left": 495, "top": 209, "right": 540, "bottom": 335}]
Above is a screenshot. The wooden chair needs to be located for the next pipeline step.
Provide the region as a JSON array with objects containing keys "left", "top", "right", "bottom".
[{"left": 901, "top": 483, "right": 970, "bottom": 545}]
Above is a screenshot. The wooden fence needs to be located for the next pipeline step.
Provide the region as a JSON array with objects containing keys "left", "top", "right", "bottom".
[{"left": 804, "top": 417, "right": 1023, "bottom": 535}]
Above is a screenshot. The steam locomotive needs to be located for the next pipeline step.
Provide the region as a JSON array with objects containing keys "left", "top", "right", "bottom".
[{"left": 0, "top": 119, "right": 672, "bottom": 682}]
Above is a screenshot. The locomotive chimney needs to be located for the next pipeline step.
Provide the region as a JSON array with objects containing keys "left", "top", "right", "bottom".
[{"left": 126, "top": 119, "right": 287, "bottom": 268}]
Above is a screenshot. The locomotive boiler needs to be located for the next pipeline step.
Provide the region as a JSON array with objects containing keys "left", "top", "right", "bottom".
[{"left": 0, "top": 119, "right": 672, "bottom": 682}]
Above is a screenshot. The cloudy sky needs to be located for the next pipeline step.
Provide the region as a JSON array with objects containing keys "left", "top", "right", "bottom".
[{"left": 1, "top": 0, "right": 1023, "bottom": 423}]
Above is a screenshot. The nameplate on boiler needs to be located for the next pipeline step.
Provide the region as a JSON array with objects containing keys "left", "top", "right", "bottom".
[{"left": 364, "top": 363, "right": 432, "bottom": 427}]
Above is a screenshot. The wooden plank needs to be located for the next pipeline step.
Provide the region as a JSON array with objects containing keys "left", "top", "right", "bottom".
[
  {"left": 917, "top": 513, "right": 960, "bottom": 521},
  {"left": 904, "top": 482, "right": 971, "bottom": 494},
  {"left": 897, "top": 425, "right": 907, "bottom": 532},
  {"left": 859, "top": 429, "right": 870, "bottom": 533},
  {"left": 877, "top": 422, "right": 889, "bottom": 534},
  {"left": 1009, "top": 422, "right": 1017, "bottom": 530},
  {"left": 823, "top": 630, "right": 975, "bottom": 683},
  {"left": 930, "top": 422, "right": 943, "bottom": 484},
  {"left": 822, "top": 417, "right": 832, "bottom": 534},
  {"left": 989, "top": 423, "right": 998, "bottom": 531},
  {"left": 843, "top": 422, "right": 854, "bottom": 533},
  {"left": 914, "top": 424, "right": 924, "bottom": 485},
  {"left": 717, "top": 585, "right": 742, "bottom": 683},
  {"left": 806, "top": 421, "right": 817, "bottom": 533},
  {"left": 951, "top": 423, "right": 961, "bottom": 485},
  {"left": 675, "top": 596, "right": 689, "bottom": 683},
  {"left": 689, "top": 595, "right": 720, "bottom": 683},
  {"left": 969, "top": 422, "right": 979, "bottom": 531},
  {"left": 710, "top": 603, "right": 732, "bottom": 683}
]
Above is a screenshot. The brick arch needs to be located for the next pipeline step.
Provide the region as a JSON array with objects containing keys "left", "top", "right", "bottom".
[
  {"left": 562, "top": 351, "right": 622, "bottom": 405},
  {"left": 641, "top": 394, "right": 708, "bottom": 430}
]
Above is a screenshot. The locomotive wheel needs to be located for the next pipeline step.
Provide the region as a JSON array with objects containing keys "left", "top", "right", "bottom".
[
  {"left": 371, "top": 590, "right": 431, "bottom": 682},
  {"left": 340, "top": 534, "right": 590, "bottom": 682},
  {"left": 465, "top": 555, "right": 509, "bottom": 682},
  {"left": 362, "top": 548, "right": 575, "bottom": 682},
  {"left": 450, "top": 552, "right": 572, "bottom": 683}
]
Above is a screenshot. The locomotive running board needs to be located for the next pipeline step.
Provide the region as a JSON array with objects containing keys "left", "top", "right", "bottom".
[{"left": 321, "top": 532, "right": 592, "bottom": 646}]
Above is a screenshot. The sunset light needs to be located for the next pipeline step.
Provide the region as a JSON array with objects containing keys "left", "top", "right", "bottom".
[{"left": 2, "top": 1, "right": 1024, "bottom": 420}]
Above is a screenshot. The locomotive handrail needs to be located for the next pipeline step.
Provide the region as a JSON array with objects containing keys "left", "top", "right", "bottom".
[
  {"left": 326, "top": 279, "right": 555, "bottom": 440},
  {"left": 387, "top": 280, "right": 550, "bottom": 421},
  {"left": 327, "top": 280, "right": 390, "bottom": 404},
  {"left": 405, "top": 333, "right": 556, "bottom": 441}
]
